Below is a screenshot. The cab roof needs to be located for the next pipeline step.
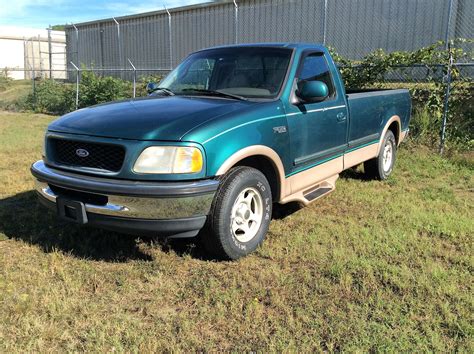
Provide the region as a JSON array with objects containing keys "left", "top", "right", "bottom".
[{"left": 196, "top": 42, "right": 328, "bottom": 52}]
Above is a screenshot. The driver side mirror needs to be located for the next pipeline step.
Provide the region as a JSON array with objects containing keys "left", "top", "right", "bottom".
[
  {"left": 146, "top": 82, "right": 159, "bottom": 95},
  {"left": 296, "top": 80, "right": 329, "bottom": 103}
]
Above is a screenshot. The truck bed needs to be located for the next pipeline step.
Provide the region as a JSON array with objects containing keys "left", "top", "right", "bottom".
[{"left": 346, "top": 88, "right": 411, "bottom": 146}]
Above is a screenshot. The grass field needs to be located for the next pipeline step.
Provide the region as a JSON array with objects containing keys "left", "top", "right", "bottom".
[
  {"left": 0, "top": 80, "right": 31, "bottom": 110},
  {"left": 0, "top": 111, "right": 472, "bottom": 351}
]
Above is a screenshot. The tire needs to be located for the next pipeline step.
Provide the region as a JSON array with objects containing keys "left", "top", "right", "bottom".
[
  {"left": 364, "top": 130, "right": 397, "bottom": 180},
  {"left": 202, "top": 166, "right": 272, "bottom": 260}
]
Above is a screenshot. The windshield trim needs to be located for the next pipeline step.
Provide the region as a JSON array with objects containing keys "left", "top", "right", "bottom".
[{"left": 160, "top": 46, "right": 296, "bottom": 102}]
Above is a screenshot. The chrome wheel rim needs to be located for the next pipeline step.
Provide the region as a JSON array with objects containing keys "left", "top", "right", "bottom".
[
  {"left": 231, "top": 187, "right": 264, "bottom": 243},
  {"left": 382, "top": 142, "right": 393, "bottom": 172}
]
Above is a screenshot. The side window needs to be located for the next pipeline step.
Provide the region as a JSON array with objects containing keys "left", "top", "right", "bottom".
[{"left": 298, "top": 53, "right": 336, "bottom": 99}]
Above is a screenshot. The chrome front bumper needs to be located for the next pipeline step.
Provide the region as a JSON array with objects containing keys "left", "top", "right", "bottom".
[
  {"left": 31, "top": 160, "right": 219, "bottom": 237},
  {"left": 35, "top": 180, "right": 215, "bottom": 219}
]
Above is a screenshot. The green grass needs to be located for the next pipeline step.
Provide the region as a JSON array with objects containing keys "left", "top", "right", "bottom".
[{"left": 0, "top": 111, "right": 472, "bottom": 351}]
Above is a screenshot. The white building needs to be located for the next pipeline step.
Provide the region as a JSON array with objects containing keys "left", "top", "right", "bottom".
[{"left": 0, "top": 26, "right": 66, "bottom": 80}]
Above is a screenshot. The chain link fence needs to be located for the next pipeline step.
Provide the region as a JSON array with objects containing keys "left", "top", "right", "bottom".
[{"left": 61, "top": 0, "right": 472, "bottom": 68}]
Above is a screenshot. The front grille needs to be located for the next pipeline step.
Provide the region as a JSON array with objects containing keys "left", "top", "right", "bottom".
[{"left": 49, "top": 138, "right": 125, "bottom": 172}]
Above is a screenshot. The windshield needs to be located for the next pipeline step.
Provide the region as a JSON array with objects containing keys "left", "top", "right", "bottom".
[{"left": 159, "top": 47, "right": 292, "bottom": 99}]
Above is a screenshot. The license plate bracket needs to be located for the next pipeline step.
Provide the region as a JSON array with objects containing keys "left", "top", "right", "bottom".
[{"left": 56, "top": 197, "right": 88, "bottom": 224}]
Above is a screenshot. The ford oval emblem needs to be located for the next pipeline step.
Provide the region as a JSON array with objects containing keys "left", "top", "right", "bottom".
[{"left": 75, "top": 148, "right": 89, "bottom": 158}]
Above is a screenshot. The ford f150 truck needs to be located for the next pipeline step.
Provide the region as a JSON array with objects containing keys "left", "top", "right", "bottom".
[{"left": 31, "top": 43, "right": 411, "bottom": 259}]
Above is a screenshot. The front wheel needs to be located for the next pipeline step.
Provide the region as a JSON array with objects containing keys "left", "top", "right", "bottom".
[
  {"left": 364, "top": 130, "right": 397, "bottom": 180},
  {"left": 202, "top": 166, "right": 272, "bottom": 260}
]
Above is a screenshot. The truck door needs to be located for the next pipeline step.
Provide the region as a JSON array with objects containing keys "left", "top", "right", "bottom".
[{"left": 286, "top": 52, "right": 348, "bottom": 176}]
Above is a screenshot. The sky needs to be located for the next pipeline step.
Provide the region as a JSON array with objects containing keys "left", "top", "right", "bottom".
[{"left": 0, "top": 0, "right": 207, "bottom": 29}]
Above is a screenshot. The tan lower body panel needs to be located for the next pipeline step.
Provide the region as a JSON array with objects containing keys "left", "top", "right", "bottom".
[
  {"left": 275, "top": 120, "right": 406, "bottom": 205},
  {"left": 280, "top": 156, "right": 342, "bottom": 205},
  {"left": 343, "top": 143, "right": 379, "bottom": 169},
  {"left": 279, "top": 142, "right": 381, "bottom": 205}
]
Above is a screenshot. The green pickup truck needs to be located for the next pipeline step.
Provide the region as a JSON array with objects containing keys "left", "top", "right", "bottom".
[{"left": 32, "top": 43, "right": 411, "bottom": 259}]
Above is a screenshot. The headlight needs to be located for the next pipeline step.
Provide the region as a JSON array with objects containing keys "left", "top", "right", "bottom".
[{"left": 133, "top": 146, "right": 203, "bottom": 174}]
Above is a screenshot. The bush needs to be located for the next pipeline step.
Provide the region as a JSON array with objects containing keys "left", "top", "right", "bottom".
[
  {"left": 18, "top": 72, "right": 163, "bottom": 115},
  {"left": 78, "top": 71, "right": 132, "bottom": 108},
  {"left": 410, "top": 107, "right": 440, "bottom": 145},
  {"left": 25, "top": 80, "right": 75, "bottom": 115}
]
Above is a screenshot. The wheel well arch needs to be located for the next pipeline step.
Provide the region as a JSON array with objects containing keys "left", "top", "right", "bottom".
[
  {"left": 387, "top": 120, "right": 400, "bottom": 145},
  {"left": 215, "top": 145, "right": 286, "bottom": 202},
  {"left": 377, "top": 115, "right": 401, "bottom": 154},
  {"left": 234, "top": 155, "right": 280, "bottom": 202}
]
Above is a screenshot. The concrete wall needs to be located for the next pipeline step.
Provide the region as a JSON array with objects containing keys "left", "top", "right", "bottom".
[
  {"left": 0, "top": 26, "right": 66, "bottom": 80},
  {"left": 0, "top": 37, "right": 25, "bottom": 80}
]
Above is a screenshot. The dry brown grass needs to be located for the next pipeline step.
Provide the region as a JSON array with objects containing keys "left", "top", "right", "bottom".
[{"left": 0, "top": 111, "right": 472, "bottom": 351}]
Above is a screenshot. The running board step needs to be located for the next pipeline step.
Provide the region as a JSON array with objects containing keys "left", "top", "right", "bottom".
[
  {"left": 304, "top": 187, "right": 333, "bottom": 202},
  {"left": 302, "top": 178, "right": 336, "bottom": 203},
  {"left": 280, "top": 174, "right": 338, "bottom": 206}
]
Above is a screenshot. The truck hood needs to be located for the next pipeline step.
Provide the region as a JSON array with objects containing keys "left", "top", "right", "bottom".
[{"left": 48, "top": 96, "right": 255, "bottom": 141}]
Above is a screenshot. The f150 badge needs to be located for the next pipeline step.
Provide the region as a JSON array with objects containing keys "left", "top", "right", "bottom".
[{"left": 273, "top": 126, "right": 287, "bottom": 134}]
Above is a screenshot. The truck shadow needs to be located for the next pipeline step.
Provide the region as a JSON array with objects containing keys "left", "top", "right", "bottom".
[
  {"left": 0, "top": 191, "right": 153, "bottom": 262},
  {"left": 0, "top": 191, "right": 252, "bottom": 262},
  {"left": 340, "top": 167, "right": 369, "bottom": 180},
  {"left": 0, "top": 191, "right": 318, "bottom": 262},
  {"left": 272, "top": 202, "right": 304, "bottom": 219}
]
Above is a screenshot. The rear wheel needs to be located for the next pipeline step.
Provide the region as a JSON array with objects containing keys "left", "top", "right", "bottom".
[
  {"left": 202, "top": 166, "right": 272, "bottom": 260},
  {"left": 364, "top": 130, "right": 397, "bottom": 180}
]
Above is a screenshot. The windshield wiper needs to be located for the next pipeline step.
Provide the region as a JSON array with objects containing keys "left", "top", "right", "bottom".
[
  {"left": 181, "top": 88, "right": 247, "bottom": 101},
  {"left": 149, "top": 87, "right": 175, "bottom": 96}
]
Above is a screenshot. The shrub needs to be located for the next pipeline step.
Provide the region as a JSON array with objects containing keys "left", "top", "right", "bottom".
[
  {"left": 18, "top": 72, "right": 157, "bottom": 115},
  {"left": 78, "top": 71, "right": 132, "bottom": 108},
  {"left": 410, "top": 107, "right": 439, "bottom": 145},
  {"left": 25, "top": 79, "right": 75, "bottom": 115}
]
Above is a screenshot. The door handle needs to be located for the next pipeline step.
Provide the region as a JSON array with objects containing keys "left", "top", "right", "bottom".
[{"left": 336, "top": 112, "right": 346, "bottom": 122}]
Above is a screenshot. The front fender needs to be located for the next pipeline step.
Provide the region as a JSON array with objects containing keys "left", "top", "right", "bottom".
[{"left": 182, "top": 101, "right": 291, "bottom": 179}]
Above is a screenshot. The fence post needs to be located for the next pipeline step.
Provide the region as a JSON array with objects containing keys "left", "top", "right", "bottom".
[
  {"left": 48, "top": 25, "right": 53, "bottom": 79},
  {"left": 323, "top": 0, "right": 328, "bottom": 45},
  {"left": 439, "top": 44, "right": 453, "bottom": 155},
  {"left": 70, "top": 61, "right": 80, "bottom": 110},
  {"left": 128, "top": 58, "right": 137, "bottom": 98},
  {"left": 164, "top": 5, "right": 173, "bottom": 69},
  {"left": 233, "top": 0, "right": 238, "bottom": 44},
  {"left": 37, "top": 35, "right": 43, "bottom": 78},
  {"left": 30, "top": 65, "right": 36, "bottom": 104},
  {"left": 113, "top": 18, "right": 123, "bottom": 70},
  {"left": 23, "top": 39, "right": 27, "bottom": 80},
  {"left": 30, "top": 38, "right": 36, "bottom": 81},
  {"left": 444, "top": 0, "right": 455, "bottom": 49},
  {"left": 72, "top": 23, "right": 79, "bottom": 66}
]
